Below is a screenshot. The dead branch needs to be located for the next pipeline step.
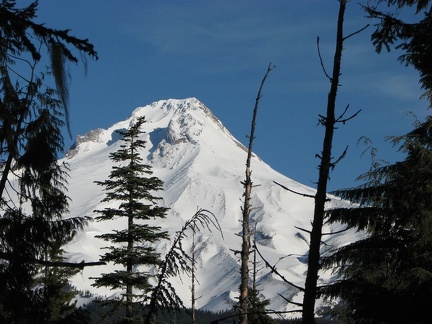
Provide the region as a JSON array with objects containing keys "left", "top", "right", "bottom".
[
  {"left": 36, "top": 260, "right": 106, "bottom": 269},
  {"left": 343, "top": 24, "right": 369, "bottom": 41},
  {"left": 0, "top": 253, "right": 105, "bottom": 269},
  {"left": 254, "top": 243, "right": 304, "bottom": 292},
  {"left": 295, "top": 226, "right": 311, "bottom": 234},
  {"left": 273, "top": 181, "right": 315, "bottom": 199},
  {"left": 330, "top": 145, "right": 348, "bottom": 170},
  {"left": 278, "top": 293, "right": 303, "bottom": 307},
  {"left": 317, "top": 36, "right": 332, "bottom": 82},
  {"left": 274, "top": 181, "right": 331, "bottom": 202},
  {"left": 335, "top": 104, "right": 362, "bottom": 124}
]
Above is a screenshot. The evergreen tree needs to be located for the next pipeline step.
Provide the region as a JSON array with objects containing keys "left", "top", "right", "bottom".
[
  {"left": 247, "top": 287, "right": 274, "bottom": 324},
  {"left": 0, "top": 1, "right": 97, "bottom": 322},
  {"left": 0, "top": 0, "right": 98, "bottom": 139},
  {"left": 0, "top": 84, "right": 90, "bottom": 322},
  {"left": 0, "top": 74, "right": 90, "bottom": 323},
  {"left": 0, "top": 0, "right": 98, "bottom": 199},
  {"left": 243, "top": 228, "right": 274, "bottom": 324},
  {"left": 34, "top": 240, "right": 87, "bottom": 323},
  {"left": 92, "top": 116, "right": 169, "bottom": 323},
  {"left": 321, "top": 116, "right": 432, "bottom": 323},
  {"left": 319, "top": 2, "right": 432, "bottom": 322},
  {"left": 365, "top": 0, "right": 432, "bottom": 105}
]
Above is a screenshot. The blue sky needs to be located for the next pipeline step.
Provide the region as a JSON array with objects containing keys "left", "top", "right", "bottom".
[{"left": 29, "top": 0, "right": 427, "bottom": 191}]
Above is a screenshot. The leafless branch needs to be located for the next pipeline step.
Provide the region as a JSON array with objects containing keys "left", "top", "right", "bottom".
[
  {"left": 317, "top": 36, "right": 332, "bottom": 81},
  {"left": 273, "top": 181, "right": 315, "bottom": 199},
  {"left": 295, "top": 226, "right": 311, "bottom": 234},
  {"left": 0, "top": 253, "right": 105, "bottom": 269},
  {"left": 278, "top": 293, "right": 303, "bottom": 307},
  {"left": 254, "top": 243, "right": 305, "bottom": 292},
  {"left": 335, "top": 104, "right": 362, "bottom": 124},
  {"left": 343, "top": 24, "right": 369, "bottom": 41},
  {"left": 330, "top": 145, "right": 349, "bottom": 170}
]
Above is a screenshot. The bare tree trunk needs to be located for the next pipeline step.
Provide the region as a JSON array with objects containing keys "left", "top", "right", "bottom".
[
  {"left": 302, "top": 1, "right": 346, "bottom": 323},
  {"left": 191, "top": 230, "right": 197, "bottom": 324},
  {"left": 126, "top": 211, "right": 134, "bottom": 320},
  {"left": 252, "top": 222, "right": 258, "bottom": 292},
  {"left": 239, "top": 63, "right": 274, "bottom": 324}
]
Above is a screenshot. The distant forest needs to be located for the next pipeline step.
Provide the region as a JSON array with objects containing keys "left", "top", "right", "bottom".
[{"left": 81, "top": 301, "right": 335, "bottom": 323}]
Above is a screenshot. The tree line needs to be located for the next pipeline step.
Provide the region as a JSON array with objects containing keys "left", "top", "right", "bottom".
[{"left": 1, "top": 0, "right": 432, "bottom": 323}]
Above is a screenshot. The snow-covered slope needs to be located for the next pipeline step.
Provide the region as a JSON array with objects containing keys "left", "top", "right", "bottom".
[{"left": 63, "top": 98, "right": 353, "bottom": 313}]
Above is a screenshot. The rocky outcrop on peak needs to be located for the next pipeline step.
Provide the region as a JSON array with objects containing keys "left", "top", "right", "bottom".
[{"left": 65, "top": 128, "right": 104, "bottom": 158}]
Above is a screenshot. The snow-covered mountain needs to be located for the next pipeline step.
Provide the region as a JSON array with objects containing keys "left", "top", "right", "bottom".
[{"left": 63, "top": 98, "right": 353, "bottom": 313}]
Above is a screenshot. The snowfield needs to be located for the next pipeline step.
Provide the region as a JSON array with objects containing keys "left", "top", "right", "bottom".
[{"left": 62, "top": 98, "right": 358, "bottom": 314}]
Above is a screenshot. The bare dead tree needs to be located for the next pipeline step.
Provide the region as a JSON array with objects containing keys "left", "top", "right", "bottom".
[
  {"left": 237, "top": 63, "right": 275, "bottom": 324},
  {"left": 191, "top": 228, "right": 197, "bottom": 324},
  {"left": 302, "top": 1, "right": 364, "bottom": 323}
]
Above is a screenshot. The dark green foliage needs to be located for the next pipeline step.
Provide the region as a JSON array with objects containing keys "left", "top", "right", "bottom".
[
  {"left": 0, "top": 0, "right": 98, "bottom": 135},
  {"left": 0, "top": 105, "right": 89, "bottom": 322},
  {"left": 247, "top": 287, "right": 274, "bottom": 324},
  {"left": 83, "top": 302, "right": 296, "bottom": 324},
  {"left": 0, "top": 1, "right": 97, "bottom": 322},
  {"left": 319, "top": 2, "right": 432, "bottom": 323},
  {"left": 91, "top": 117, "right": 169, "bottom": 323},
  {"left": 232, "top": 285, "right": 275, "bottom": 324},
  {"left": 365, "top": 0, "right": 432, "bottom": 105},
  {"left": 0, "top": 91, "right": 89, "bottom": 322},
  {"left": 321, "top": 116, "right": 432, "bottom": 323}
]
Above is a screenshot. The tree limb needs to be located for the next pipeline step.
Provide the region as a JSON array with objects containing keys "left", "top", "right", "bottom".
[
  {"left": 274, "top": 181, "right": 315, "bottom": 199},
  {"left": 317, "top": 36, "right": 332, "bottom": 81},
  {"left": 254, "top": 243, "right": 305, "bottom": 292},
  {"left": 278, "top": 293, "right": 303, "bottom": 307},
  {"left": 0, "top": 253, "right": 105, "bottom": 269},
  {"left": 321, "top": 226, "right": 350, "bottom": 236},
  {"left": 335, "top": 104, "right": 362, "bottom": 124},
  {"left": 343, "top": 24, "right": 369, "bottom": 41}
]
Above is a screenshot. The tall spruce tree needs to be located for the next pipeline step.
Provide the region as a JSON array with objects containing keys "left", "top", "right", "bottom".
[
  {"left": 92, "top": 116, "right": 169, "bottom": 323},
  {"left": 321, "top": 116, "right": 432, "bottom": 323}
]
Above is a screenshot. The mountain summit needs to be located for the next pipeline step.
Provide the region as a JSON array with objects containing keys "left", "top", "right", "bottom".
[{"left": 64, "top": 98, "right": 349, "bottom": 313}]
